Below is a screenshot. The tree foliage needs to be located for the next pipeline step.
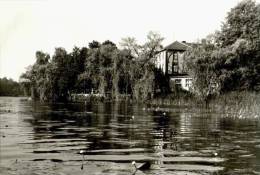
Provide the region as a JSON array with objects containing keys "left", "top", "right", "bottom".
[
  {"left": 20, "top": 1, "right": 260, "bottom": 102},
  {"left": 185, "top": 40, "right": 220, "bottom": 101},
  {"left": 0, "top": 77, "right": 23, "bottom": 96},
  {"left": 20, "top": 31, "right": 166, "bottom": 102},
  {"left": 185, "top": 0, "right": 260, "bottom": 100}
]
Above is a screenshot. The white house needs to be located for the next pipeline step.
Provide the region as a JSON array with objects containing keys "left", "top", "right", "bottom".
[{"left": 153, "top": 41, "right": 193, "bottom": 91}]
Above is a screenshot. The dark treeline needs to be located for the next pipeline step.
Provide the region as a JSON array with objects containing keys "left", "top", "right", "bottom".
[
  {"left": 20, "top": 0, "right": 260, "bottom": 102},
  {"left": 0, "top": 77, "right": 23, "bottom": 96},
  {"left": 20, "top": 32, "right": 168, "bottom": 102}
]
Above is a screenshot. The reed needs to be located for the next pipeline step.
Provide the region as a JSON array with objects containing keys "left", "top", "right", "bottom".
[
  {"left": 211, "top": 91, "right": 260, "bottom": 119},
  {"left": 145, "top": 91, "right": 260, "bottom": 119}
]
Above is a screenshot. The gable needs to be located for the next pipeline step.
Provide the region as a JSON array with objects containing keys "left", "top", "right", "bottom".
[{"left": 164, "top": 41, "right": 192, "bottom": 51}]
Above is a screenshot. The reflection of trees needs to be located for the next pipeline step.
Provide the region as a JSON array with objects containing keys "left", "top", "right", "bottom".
[
  {"left": 25, "top": 102, "right": 223, "bottom": 156},
  {"left": 179, "top": 113, "right": 192, "bottom": 134},
  {"left": 151, "top": 111, "right": 179, "bottom": 166},
  {"left": 178, "top": 112, "right": 222, "bottom": 149},
  {"left": 150, "top": 110, "right": 224, "bottom": 166}
]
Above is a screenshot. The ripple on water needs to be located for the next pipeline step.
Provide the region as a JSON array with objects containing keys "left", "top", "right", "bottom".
[
  {"left": 255, "top": 145, "right": 260, "bottom": 148},
  {"left": 162, "top": 164, "right": 224, "bottom": 172},
  {"left": 76, "top": 154, "right": 155, "bottom": 162},
  {"left": 162, "top": 150, "right": 204, "bottom": 157},
  {"left": 161, "top": 156, "right": 225, "bottom": 164},
  {"left": 85, "top": 148, "right": 147, "bottom": 154},
  {"left": 1, "top": 97, "right": 259, "bottom": 175}
]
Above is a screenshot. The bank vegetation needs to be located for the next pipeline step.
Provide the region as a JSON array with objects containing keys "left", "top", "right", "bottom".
[{"left": 20, "top": 0, "right": 260, "bottom": 105}]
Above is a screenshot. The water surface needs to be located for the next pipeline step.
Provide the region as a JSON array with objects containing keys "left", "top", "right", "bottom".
[{"left": 0, "top": 97, "right": 259, "bottom": 175}]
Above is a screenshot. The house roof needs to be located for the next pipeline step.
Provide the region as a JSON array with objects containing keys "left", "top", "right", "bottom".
[{"left": 164, "top": 41, "right": 192, "bottom": 51}]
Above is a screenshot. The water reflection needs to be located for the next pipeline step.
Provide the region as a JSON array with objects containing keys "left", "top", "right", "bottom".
[{"left": 0, "top": 97, "right": 260, "bottom": 175}]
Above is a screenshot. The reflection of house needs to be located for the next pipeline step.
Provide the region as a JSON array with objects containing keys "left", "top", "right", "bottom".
[{"left": 154, "top": 41, "right": 193, "bottom": 91}]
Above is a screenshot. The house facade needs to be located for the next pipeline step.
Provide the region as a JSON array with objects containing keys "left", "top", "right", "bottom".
[{"left": 153, "top": 41, "right": 193, "bottom": 91}]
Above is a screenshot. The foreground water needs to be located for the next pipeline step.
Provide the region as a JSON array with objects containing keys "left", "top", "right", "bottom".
[{"left": 0, "top": 97, "right": 259, "bottom": 175}]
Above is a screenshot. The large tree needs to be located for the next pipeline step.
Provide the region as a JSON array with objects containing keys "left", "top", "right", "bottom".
[
  {"left": 216, "top": 0, "right": 260, "bottom": 47},
  {"left": 120, "top": 31, "right": 164, "bottom": 100},
  {"left": 185, "top": 0, "right": 260, "bottom": 100},
  {"left": 19, "top": 51, "right": 52, "bottom": 101}
]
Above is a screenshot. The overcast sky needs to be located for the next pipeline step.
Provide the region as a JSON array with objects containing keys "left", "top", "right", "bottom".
[{"left": 1, "top": 0, "right": 259, "bottom": 81}]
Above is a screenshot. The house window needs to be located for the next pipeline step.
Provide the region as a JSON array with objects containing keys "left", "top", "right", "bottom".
[
  {"left": 172, "top": 53, "right": 179, "bottom": 74},
  {"left": 185, "top": 79, "right": 192, "bottom": 88},
  {"left": 173, "top": 65, "right": 178, "bottom": 73},
  {"left": 175, "top": 79, "right": 181, "bottom": 84},
  {"left": 168, "top": 56, "right": 173, "bottom": 74}
]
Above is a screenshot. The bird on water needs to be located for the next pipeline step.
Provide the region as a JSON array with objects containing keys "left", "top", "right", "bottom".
[
  {"left": 132, "top": 161, "right": 151, "bottom": 171},
  {"left": 80, "top": 150, "right": 86, "bottom": 170}
]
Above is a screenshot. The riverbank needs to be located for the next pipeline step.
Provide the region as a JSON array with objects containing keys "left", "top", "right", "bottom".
[
  {"left": 149, "top": 91, "right": 260, "bottom": 119},
  {"left": 70, "top": 91, "right": 260, "bottom": 119}
]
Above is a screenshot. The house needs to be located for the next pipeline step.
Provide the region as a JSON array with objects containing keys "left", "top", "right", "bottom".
[{"left": 153, "top": 41, "right": 193, "bottom": 91}]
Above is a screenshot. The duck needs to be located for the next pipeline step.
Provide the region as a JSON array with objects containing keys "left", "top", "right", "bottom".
[
  {"left": 132, "top": 161, "right": 151, "bottom": 171},
  {"left": 79, "top": 150, "right": 86, "bottom": 170}
]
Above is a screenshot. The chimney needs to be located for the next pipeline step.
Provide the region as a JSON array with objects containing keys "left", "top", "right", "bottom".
[{"left": 182, "top": 41, "right": 186, "bottom": 43}]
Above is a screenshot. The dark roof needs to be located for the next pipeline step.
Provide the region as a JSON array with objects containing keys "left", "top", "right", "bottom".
[{"left": 164, "top": 41, "right": 192, "bottom": 51}]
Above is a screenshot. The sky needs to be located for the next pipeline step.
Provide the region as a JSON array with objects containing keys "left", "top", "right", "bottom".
[{"left": 1, "top": 0, "right": 259, "bottom": 81}]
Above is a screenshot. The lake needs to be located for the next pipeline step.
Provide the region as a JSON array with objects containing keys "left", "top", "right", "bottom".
[{"left": 0, "top": 97, "right": 260, "bottom": 175}]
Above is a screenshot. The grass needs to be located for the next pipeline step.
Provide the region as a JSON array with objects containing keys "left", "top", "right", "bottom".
[
  {"left": 148, "top": 91, "right": 260, "bottom": 119},
  {"left": 72, "top": 90, "right": 260, "bottom": 119},
  {"left": 210, "top": 91, "right": 260, "bottom": 119}
]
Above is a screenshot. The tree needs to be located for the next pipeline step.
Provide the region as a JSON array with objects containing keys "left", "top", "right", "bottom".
[
  {"left": 20, "top": 32, "right": 166, "bottom": 102},
  {"left": 120, "top": 31, "right": 164, "bottom": 100},
  {"left": 214, "top": 0, "right": 260, "bottom": 91},
  {"left": 185, "top": 39, "right": 220, "bottom": 102},
  {"left": 88, "top": 40, "right": 100, "bottom": 49},
  {"left": 120, "top": 37, "right": 141, "bottom": 58},
  {"left": 216, "top": 0, "right": 260, "bottom": 47},
  {"left": 80, "top": 41, "right": 118, "bottom": 96},
  {"left": 0, "top": 77, "right": 22, "bottom": 96},
  {"left": 51, "top": 47, "right": 73, "bottom": 101},
  {"left": 185, "top": 0, "right": 260, "bottom": 101},
  {"left": 120, "top": 31, "right": 164, "bottom": 61},
  {"left": 19, "top": 51, "right": 52, "bottom": 101}
]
